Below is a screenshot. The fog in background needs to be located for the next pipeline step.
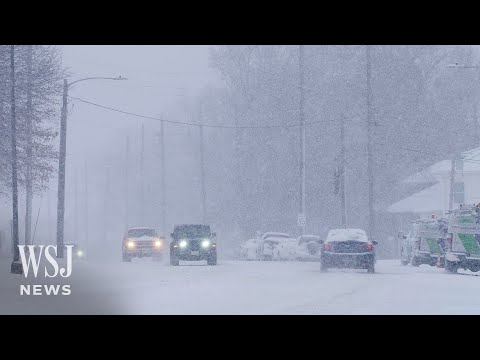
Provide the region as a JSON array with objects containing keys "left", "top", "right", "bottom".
[
  {"left": 1, "top": 45, "right": 221, "bottom": 260},
  {"left": 1, "top": 45, "right": 480, "bottom": 261}
]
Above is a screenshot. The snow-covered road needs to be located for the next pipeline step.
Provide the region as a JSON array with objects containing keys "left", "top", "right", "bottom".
[{"left": 1, "top": 258, "right": 479, "bottom": 314}]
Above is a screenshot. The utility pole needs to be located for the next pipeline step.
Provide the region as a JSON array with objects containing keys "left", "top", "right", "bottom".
[
  {"left": 10, "top": 45, "right": 22, "bottom": 274},
  {"left": 84, "top": 160, "right": 89, "bottom": 253},
  {"left": 56, "top": 79, "right": 68, "bottom": 258},
  {"left": 474, "top": 64, "right": 480, "bottom": 147},
  {"left": 125, "top": 136, "right": 130, "bottom": 229},
  {"left": 74, "top": 168, "right": 78, "bottom": 244},
  {"left": 449, "top": 155, "right": 457, "bottom": 211},
  {"left": 160, "top": 121, "right": 166, "bottom": 234},
  {"left": 340, "top": 114, "right": 347, "bottom": 228},
  {"left": 199, "top": 123, "right": 206, "bottom": 224},
  {"left": 10, "top": 220, "right": 13, "bottom": 257},
  {"left": 474, "top": 100, "right": 479, "bottom": 147},
  {"left": 56, "top": 76, "right": 126, "bottom": 259},
  {"left": 366, "top": 45, "right": 375, "bottom": 240},
  {"left": 140, "top": 124, "right": 145, "bottom": 224},
  {"left": 104, "top": 164, "right": 111, "bottom": 243},
  {"left": 299, "top": 45, "right": 306, "bottom": 235},
  {"left": 25, "top": 45, "right": 33, "bottom": 246},
  {"left": 47, "top": 185, "right": 51, "bottom": 242}
]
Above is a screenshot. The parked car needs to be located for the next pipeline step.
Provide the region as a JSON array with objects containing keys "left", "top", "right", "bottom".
[
  {"left": 275, "top": 236, "right": 299, "bottom": 261},
  {"left": 320, "top": 229, "right": 377, "bottom": 273},
  {"left": 295, "top": 235, "right": 322, "bottom": 261},
  {"left": 257, "top": 232, "right": 292, "bottom": 261},
  {"left": 240, "top": 238, "right": 258, "bottom": 260},
  {"left": 169, "top": 224, "right": 217, "bottom": 266},
  {"left": 122, "top": 227, "right": 166, "bottom": 262}
]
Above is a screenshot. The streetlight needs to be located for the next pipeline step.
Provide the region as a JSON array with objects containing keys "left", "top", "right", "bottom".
[
  {"left": 446, "top": 62, "right": 480, "bottom": 210},
  {"left": 56, "top": 76, "right": 127, "bottom": 258}
]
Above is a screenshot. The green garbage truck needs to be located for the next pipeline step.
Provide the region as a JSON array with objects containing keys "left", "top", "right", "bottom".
[
  {"left": 445, "top": 205, "right": 480, "bottom": 273},
  {"left": 406, "top": 217, "right": 447, "bottom": 267}
]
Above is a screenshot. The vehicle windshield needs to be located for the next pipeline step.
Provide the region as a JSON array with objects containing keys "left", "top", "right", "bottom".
[
  {"left": 128, "top": 228, "right": 156, "bottom": 237},
  {"left": 175, "top": 225, "right": 211, "bottom": 238}
]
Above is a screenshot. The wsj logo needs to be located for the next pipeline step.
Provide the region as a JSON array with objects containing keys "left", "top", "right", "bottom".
[{"left": 18, "top": 245, "right": 73, "bottom": 296}]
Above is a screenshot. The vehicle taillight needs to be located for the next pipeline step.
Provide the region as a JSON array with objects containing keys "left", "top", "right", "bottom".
[
  {"left": 323, "top": 243, "right": 330, "bottom": 250},
  {"left": 367, "top": 243, "right": 373, "bottom": 250}
]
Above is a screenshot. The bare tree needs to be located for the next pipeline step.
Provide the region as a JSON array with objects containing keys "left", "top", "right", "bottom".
[{"left": 10, "top": 45, "right": 20, "bottom": 272}]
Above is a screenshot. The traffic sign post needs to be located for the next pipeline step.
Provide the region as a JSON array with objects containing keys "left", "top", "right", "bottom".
[{"left": 297, "top": 213, "right": 306, "bottom": 227}]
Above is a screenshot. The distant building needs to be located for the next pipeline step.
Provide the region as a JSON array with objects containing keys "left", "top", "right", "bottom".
[{"left": 388, "top": 146, "right": 480, "bottom": 218}]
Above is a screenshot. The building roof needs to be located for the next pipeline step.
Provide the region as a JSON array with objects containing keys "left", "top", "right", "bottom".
[
  {"left": 388, "top": 147, "right": 480, "bottom": 214},
  {"left": 402, "top": 146, "right": 480, "bottom": 184},
  {"left": 387, "top": 182, "right": 445, "bottom": 213}
]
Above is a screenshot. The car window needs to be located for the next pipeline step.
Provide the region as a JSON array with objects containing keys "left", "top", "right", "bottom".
[
  {"left": 174, "top": 225, "right": 211, "bottom": 238},
  {"left": 128, "top": 228, "right": 156, "bottom": 237}
]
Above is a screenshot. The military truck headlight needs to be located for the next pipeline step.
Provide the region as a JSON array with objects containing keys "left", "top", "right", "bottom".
[
  {"left": 127, "top": 241, "right": 136, "bottom": 249},
  {"left": 179, "top": 240, "right": 188, "bottom": 248},
  {"left": 201, "top": 239, "right": 211, "bottom": 248}
]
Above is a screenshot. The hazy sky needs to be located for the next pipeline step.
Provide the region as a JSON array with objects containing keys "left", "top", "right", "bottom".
[
  {"left": 11, "top": 45, "right": 222, "bottom": 244},
  {"left": 61, "top": 45, "right": 218, "bottom": 158}
]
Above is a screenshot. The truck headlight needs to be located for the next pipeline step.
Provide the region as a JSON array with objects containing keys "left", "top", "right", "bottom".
[
  {"left": 127, "top": 241, "right": 135, "bottom": 249},
  {"left": 179, "top": 240, "right": 188, "bottom": 248},
  {"left": 201, "top": 239, "right": 211, "bottom": 248},
  {"left": 154, "top": 240, "right": 163, "bottom": 249}
]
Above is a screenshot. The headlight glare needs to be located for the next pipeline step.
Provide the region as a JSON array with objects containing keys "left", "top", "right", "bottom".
[
  {"left": 127, "top": 241, "right": 135, "bottom": 249},
  {"left": 179, "top": 240, "right": 188, "bottom": 248},
  {"left": 154, "top": 240, "right": 163, "bottom": 248},
  {"left": 201, "top": 239, "right": 211, "bottom": 248}
]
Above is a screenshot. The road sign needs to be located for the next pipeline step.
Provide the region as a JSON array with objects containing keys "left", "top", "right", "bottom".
[{"left": 297, "top": 214, "right": 306, "bottom": 227}]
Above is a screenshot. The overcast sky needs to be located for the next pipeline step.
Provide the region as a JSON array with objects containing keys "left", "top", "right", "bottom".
[
  {"left": 61, "top": 45, "right": 218, "bottom": 158},
  {"left": 11, "top": 45, "right": 222, "bottom": 244}
]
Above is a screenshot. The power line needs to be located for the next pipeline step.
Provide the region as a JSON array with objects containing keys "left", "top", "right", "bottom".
[
  {"left": 71, "top": 96, "right": 357, "bottom": 129},
  {"left": 70, "top": 95, "right": 480, "bottom": 164}
]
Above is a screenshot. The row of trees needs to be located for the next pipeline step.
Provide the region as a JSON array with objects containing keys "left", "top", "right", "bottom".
[
  {"left": 0, "top": 45, "right": 64, "bottom": 248},
  {"left": 187, "top": 45, "right": 479, "bottom": 254}
]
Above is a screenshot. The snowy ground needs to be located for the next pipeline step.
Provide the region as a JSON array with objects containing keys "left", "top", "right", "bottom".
[{"left": 1, "top": 257, "right": 479, "bottom": 314}]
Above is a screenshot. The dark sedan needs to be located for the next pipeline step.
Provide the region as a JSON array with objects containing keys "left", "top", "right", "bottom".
[{"left": 320, "top": 229, "right": 377, "bottom": 273}]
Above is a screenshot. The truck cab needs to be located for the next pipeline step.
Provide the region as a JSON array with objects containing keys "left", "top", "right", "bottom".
[
  {"left": 122, "top": 227, "right": 166, "bottom": 262},
  {"left": 169, "top": 224, "right": 217, "bottom": 266}
]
